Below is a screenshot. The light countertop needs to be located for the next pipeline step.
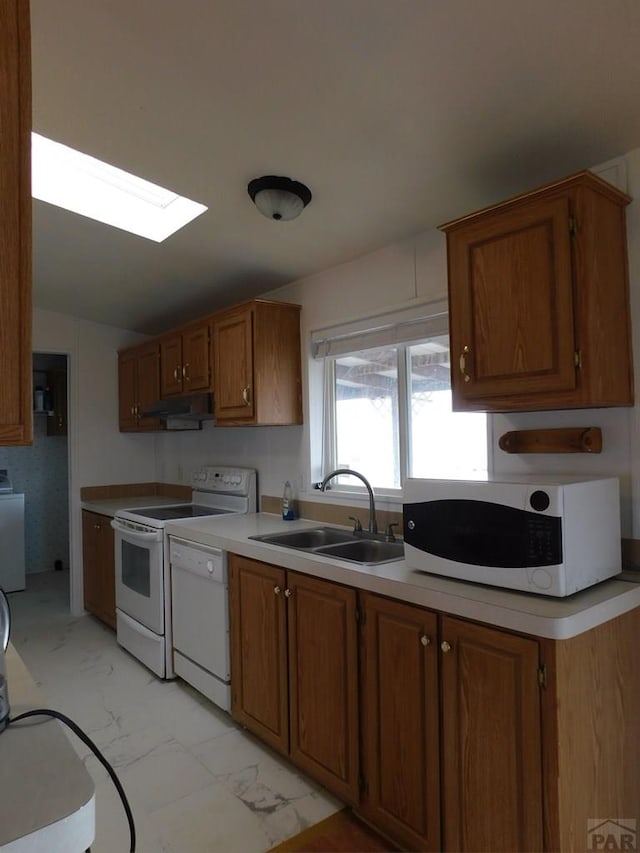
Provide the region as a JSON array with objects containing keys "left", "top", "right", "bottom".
[
  {"left": 0, "top": 645, "right": 95, "bottom": 852},
  {"left": 165, "top": 512, "right": 640, "bottom": 640}
]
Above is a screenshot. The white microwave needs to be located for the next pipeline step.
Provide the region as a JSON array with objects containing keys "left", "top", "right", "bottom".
[{"left": 403, "top": 476, "right": 621, "bottom": 597}]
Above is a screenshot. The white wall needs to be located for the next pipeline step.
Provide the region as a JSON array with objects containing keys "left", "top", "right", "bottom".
[
  {"left": 33, "top": 308, "right": 158, "bottom": 612},
  {"left": 158, "top": 149, "right": 640, "bottom": 541}
]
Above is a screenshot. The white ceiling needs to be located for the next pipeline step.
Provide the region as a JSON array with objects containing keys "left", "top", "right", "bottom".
[{"left": 30, "top": 0, "right": 640, "bottom": 334}]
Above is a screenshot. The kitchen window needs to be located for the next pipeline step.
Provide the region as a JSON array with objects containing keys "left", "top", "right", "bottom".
[{"left": 312, "top": 302, "right": 488, "bottom": 493}]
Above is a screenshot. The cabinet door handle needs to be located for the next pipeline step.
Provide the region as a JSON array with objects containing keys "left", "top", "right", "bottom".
[
  {"left": 284, "top": 588, "right": 293, "bottom": 598},
  {"left": 130, "top": 406, "right": 135, "bottom": 416},
  {"left": 242, "top": 386, "right": 251, "bottom": 406},
  {"left": 420, "top": 634, "right": 431, "bottom": 647},
  {"left": 94, "top": 522, "right": 100, "bottom": 530},
  {"left": 274, "top": 585, "right": 281, "bottom": 595},
  {"left": 173, "top": 366, "right": 179, "bottom": 380},
  {"left": 459, "top": 346, "right": 471, "bottom": 383},
  {"left": 183, "top": 363, "right": 190, "bottom": 381},
  {"left": 441, "top": 640, "right": 452, "bottom": 653}
]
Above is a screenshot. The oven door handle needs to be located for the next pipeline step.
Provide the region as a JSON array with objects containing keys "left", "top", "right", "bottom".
[{"left": 110, "top": 519, "right": 163, "bottom": 543}]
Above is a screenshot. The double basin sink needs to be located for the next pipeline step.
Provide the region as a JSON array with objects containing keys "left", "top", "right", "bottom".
[{"left": 249, "top": 525, "right": 404, "bottom": 566}]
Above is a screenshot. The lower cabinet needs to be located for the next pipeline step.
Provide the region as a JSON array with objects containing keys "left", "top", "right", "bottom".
[
  {"left": 229, "top": 554, "right": 360, "bottom": 803},
  {"left": 438, "top": 614, "right": 543, "bottom": 852},
  {"left": 359, "top": 595, "right": 542, "bottom": 852},
  {"left": 82, "top": 510, "right": 116, "bottom": 629},
  {"left": 229, "top": 556, "right": 640, "bottom": 852},
  {"left": 359, "top": 593, "right": 441, "bottom": 851}
]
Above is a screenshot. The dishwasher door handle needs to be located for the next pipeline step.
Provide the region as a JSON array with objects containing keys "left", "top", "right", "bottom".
[{"left": 171, "top": 559, "right": 226, "bottom": 585}]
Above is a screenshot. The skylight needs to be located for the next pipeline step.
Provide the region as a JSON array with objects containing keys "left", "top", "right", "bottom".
[{"left": 31, "top": 133, "right": 207, "bottom": 242}]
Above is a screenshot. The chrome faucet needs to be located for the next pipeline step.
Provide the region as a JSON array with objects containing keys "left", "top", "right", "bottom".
[{"left": 318, "top": 468, "right": 378, "bottom": 534}]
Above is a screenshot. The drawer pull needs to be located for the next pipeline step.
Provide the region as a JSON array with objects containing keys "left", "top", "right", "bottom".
[{"left": 459, "top": 346, "right": 471, "bottom": 383}]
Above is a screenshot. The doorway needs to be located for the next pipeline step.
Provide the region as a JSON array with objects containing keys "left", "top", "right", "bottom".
[{"left": 0, "top": 353, "right": 70, "bottom": 606}]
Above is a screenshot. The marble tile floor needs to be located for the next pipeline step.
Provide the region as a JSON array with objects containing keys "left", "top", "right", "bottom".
[{"left": 8, "top": 571, "right": 342, "bottom": 853}]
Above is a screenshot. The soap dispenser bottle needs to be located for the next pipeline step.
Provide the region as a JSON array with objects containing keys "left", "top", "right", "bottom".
[{"left": 282, "top": 480, "right": 295, "bottom": 521}]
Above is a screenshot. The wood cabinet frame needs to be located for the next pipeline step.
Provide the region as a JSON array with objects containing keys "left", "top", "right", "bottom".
[
  {"left": 539, "top": 608, "right": 640, "bottom": 852},
  {"left": 441, "top": 171, "right": 633, "bottom": 412},
  {"left": 0, "top": 0, "right": 32, "bottom": 446}
]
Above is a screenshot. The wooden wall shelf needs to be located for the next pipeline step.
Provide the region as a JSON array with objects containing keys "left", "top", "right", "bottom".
[{"left": 498, "top": 427, "right": 602, "bottom": 454}]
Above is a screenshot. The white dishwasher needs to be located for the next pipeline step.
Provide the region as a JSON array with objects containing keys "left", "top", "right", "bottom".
[{"left": 169, "top": 536, "right": 230, "bottom": 711}]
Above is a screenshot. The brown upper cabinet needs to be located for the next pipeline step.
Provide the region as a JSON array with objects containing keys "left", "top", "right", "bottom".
[
  {"left": 0, "top": 0, "right": 32, "bottom": 446},
  {"left": 159, "top": 320, "right": 212, "bottom": 398},
  {"left": 213, "top": 299, "right": 302, "bottom": 425},
  {"left": 118, "top": 298, "right": 302, "bottom": 431},
  {"left": 440, "top": 170, "right": 633, "bottom": 412},
  {"left": 118, "top": 342, "right": 162, "bottom": 431}
]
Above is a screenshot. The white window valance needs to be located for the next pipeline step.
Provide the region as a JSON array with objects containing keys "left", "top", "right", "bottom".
[{"left": 311, "top": 299, "right": 449, "bottom": 359}]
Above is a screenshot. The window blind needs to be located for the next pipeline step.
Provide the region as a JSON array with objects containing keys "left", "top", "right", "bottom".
[{"left": 311, "top": 300, "right": 449, "bottom": 359}]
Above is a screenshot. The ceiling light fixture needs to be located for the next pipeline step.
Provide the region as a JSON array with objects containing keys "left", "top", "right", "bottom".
[{"left": 247, "top": 175, "right": 312, "bottom": 221}]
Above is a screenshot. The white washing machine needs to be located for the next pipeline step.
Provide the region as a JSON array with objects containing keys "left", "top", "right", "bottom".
[{"left": 0, "top": 470, "right": 25, "bottom": 592}]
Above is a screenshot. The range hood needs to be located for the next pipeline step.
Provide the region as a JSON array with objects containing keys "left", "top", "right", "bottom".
[{"left": 141, "top": 393, "right": 214, "bottom": 427}]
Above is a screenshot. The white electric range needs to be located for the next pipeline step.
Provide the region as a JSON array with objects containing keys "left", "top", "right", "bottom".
[{"left": 111, "top": 465, "right": 256, "bottom": 677}]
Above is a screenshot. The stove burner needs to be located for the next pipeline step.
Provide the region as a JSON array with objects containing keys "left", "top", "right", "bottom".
[{"left": 127, "top": 505, "right": 231, "bottom": 521}]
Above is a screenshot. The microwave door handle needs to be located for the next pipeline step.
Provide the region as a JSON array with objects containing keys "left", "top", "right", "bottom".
[{"left": 110, "top": 520, "right": 162, "bottom": 543}]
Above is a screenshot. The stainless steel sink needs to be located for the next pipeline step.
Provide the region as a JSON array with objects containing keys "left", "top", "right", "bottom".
[
  {"left": 249, "top": 526, "right": 404, "bottom": 565},
  {"left": 250, "top": 526, "right": 359, "bottom": 549},
  {"left": 320, "top": 539, "right": 404, "bottom": 565}
]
